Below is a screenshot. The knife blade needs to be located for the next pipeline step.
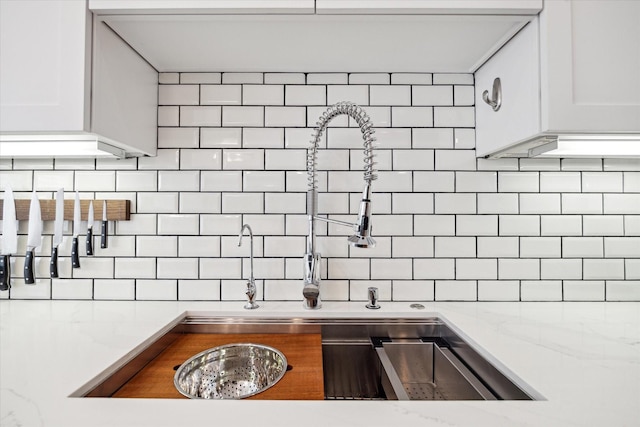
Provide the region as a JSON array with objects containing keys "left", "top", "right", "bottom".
[
  {"left": 100, "top": 200, "right": 108, "bottom": 249},
  {"left": 72, "top": 192, "right": 81, "bottom": 268},
  {"left": 24, "top": 191, "right": 42, "bottom": 284},
  {"left": 50, "top": 188, "right": 64, "bottom": 278},
  {"left": 86, "top": 201, "right": 94, "bottom": 256},
  {"left": 1, "top": 186, "right": 17, "bottom": 291}
]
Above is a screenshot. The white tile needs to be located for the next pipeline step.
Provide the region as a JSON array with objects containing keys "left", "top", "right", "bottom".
[
  {"left": 222, "top": 279, "right": 263, "bottom": 301},
  {"left": 180, "top": 149, "right": 221, "bottom": 170},
  {"left": 265, "top": 193, "right": 306, "bottom": 214},
  {"left": 435, "top": 236, "right": 475, "bottom": 257},
  {"left": 433, "top": 74, "right": 473, "bottom": 85},
  {"left": 94, "top": 279, "right": 135, "bottom": 300},
  {"left": 498, "top": 172, "right": 539, "bottom": 192},
  {"left": 583, "top": 172, "right": 623, "bottom": 192},
  {"left": 264, "top": 236, "right": 305, "bottom": 257},
  {"left": 308, "top": 106, "right": 348, "bottom": 127},
  {"left": 369, "top": 259, "right": 410, "bottom": 280},
  {"left": 180, "top": 106, "right": 221, "bottom": 126},
  {"left": 374, "top": 171, "right": 412, "bottom": 192},
  {"left": 540, "top": 172, "right": 581, "bottom": 192},
  {"left": 370, "top": 85, "right": 410, "bottom": 106},
  {"left": 477, "top": 158, "right": 519, "bottom": 171},
  {"left": 157, "top": 214, "right": 199, "bottom": 235},
  {"left": 0, "top": 159, "right": 12, "bottom": 171},
  {"left": 561, "top": 158, "right": 603, "bottom": 171},
  {"left": 349, "top": 73, "right": 389, "bottom": 84},
  {"left": 287, "top": 170, "right": 326, "bottom": 192},
  {"left": 222, "top": 73, "right": 263, "bottom": 84},
  {"left": 562, "top": 194, "right": 603, "bottom": 214},
  {"left": 563, "top": 281, "right": 605, "bottom": 301},
  {"left": 265, "top": 73, "right": 305, "bottom": 84},
  {"left": 434, "top": 193, "right": 476, "bottom": 214},
  {"left": 265, "top": 149, "right": 306, "bottom": 170},
  {"left": 499, "top": 215, "right": 540, "bottom": 236},
  {"left": 159, "top": 73, "right": 179, "bottom": 84},
  {"left": 541, "top": 259, "right": 582, "bottom": 279},
  {"left": 158, "top": 84, "right": 198, "bottom": 105},
  {"left": 179, "top": 236, "right": 221, "bottom": 257},
  {"left": 308, "top": 73, "right": 348, "bottom": 84},
  {"left": 136, "top": 279, "right": 177, "bottom": 300},
  {"left": 626, "top": 259, "right": 640, "bottom": 279},
  {"left": 414, "top": 258, "right": 455, "bottom": 279},
  {"left": 434, "top": 107, "right": 474, "bottom": 127},
  {"left": 478, "top": 280, "right": 520, "bottom": 301},
  {"left": 116, "top": 213, "right": 156, "bottom": 235},
  {"left": 137, "top": 192, "right": 179, "bottom": 213},
  {"left": 201, "top": 171, "right": 242, "bottom": 191},
  {"left": 606, "top": 281, "right": 640, "bottom": 301},
  {"left": 521, "top": 281, "right": 562, "bottom": 301},
  {"left": 355, "top": 148, "right": 392, "bottom": 171},
  {"left": 243, "top": 214, "right": 285, "bottom": 235},
  {"left": 115, "top": 258, "right": 156, "bottom": 279},
  {"left": 158, "top": 128, "right": 199, "bottom": 149},
  {"left": 477, "top": 193, "right": 519, "bottom": 214},
  {"left": 137, "top": 236, "right": 177, "bottom": 257},
  {"left": 265, "top": 107, "right": 306, "bottom": 127},
  {"left": 327, "top": 128, "right": 364, "bottom": 149},
  {"left": 412, "top": 128, "right": 453, "bottom": 149},
  {"left": 392, "top": 107, "right": 432, "bottom": 127},
  {"left": 116, "top": 171, "right": 157, "bottom": 191},
  {"left": 541, "top": 215, "right": 582, "bottom": 236},
  {"left": 51, "top": 279, "right": 92, "bottom": 300},
  {"left": 317, "top": 236, "right": 350, "bottom": 258},
  {"left": 243, "top": 84, "right": 284, "bottom": 105},
  {"left": 178, "top": 280, "right": 221, "bottom": 301},
  {"left": 158, "top": 106, "right": 179, "bottom": 126},
  {"left": 285, "top": 85, "right": 326, "bottom": 105},
  {"left": 222, "top": 193, "right": 264, "bottom": 213},
  {"left": 327, "top": 258, "right": 370, "bottom": 280},
  {"left": 435, "top": 280, "right": 477, "bottom": 301},
  {"left": 392, "top": 73, "right": 432, "bottom": 85},
  {"left": 358, "top": 106, "right": 390, "bottom": 127},
  {"left": 456, "top": 259, "right": 497, "bottom": 280},
  {"left": 371, "top": 214, "right": 413, "bottom": 236},
  {"left": 200, "top": 214, "right": 241, "bottom": 235},
  {"left": 223, "top": 149, "right": 264, "bottom": 170},
  {"left": 138, "top": 149, "right": 180, "bottom": 170},
  {"left": 392, "top": 193, "right": 433, "bottom": 214},
  {"left": 412, "top": 86, "right": 452, "bottom": 106},
  {"left": 327, "top": 171, "right": 365, "bottom": 192},
  {"left": 54, "top": 158, "right": 95, "bottom": 170},
  {"left": 583, "top": 259, "right": 625, "bottom": 279},
  {"left": 222, "top": 106, "right": 264, "bottom": 127},
  {"left": 603, "top": 158, "right": 640, "bottom": 171},
  {"left": 436, "top": 150, "right": 476, "bottom": 171},
  {"left": 327, "top": 85, "right": 368, "bottom": 105},
  {"left": 605, "top": 237, "right": 640, "bottom": 258},
  {"left": 375, "top": 128, "right": 412, "bottom": 149},
  {"left": 157, "top": 258, "right": 198, "bottom": 279},
  {"left": 96, "top": 235, "right": 136, "bottom": 257},
  {"left": 180, "top": 73, "right": 221, "bottom": 84},
  {"left": 391, "top": 236, "right": 433, "bottom": 258},
  {"left": 200, "top": 258, "right": 241, "bottom": 279},
  {"left": 158, "top": 171, "right": 199, "bottom": 191},
  {"left": 318, "top": 193, "right": 348, "bottom": 214},
  {"left": 414, "top": 171, "right": 454, "bottom": 192},
  {"left": 562, "top": 237, "right": 604, "bottom": 258},
  {"left": 583, "top": 215, "right": 623, "bottom": 236},
  {"left": 243, "top": 128, "right": 284, "bottom": 148},
  {"left": 477, "top": 236, "right": 519, "bottom": 258},
  {"left": 13, "top": 158, "right": 53, "bottom": 170},
  {"left": 263, "top": 279, "right": 304, "bottom": 300},
  {"left": 33, "top": 171, "right": 72, "bottom": 191},
  {"left": 456, "top": 172, "right": 497, "bottom": 192},
  {"left": 200, "top": 85, "right": 241, "bottom": 105},
  {"left": 454, "top": 86, "right": 475, "bottom": 106},
  {"left": 392, "top": 149, "right": 433, "bottom": 171},
  {"left": 625, "top": 216, "right": 640, "bottom": 235},
  {"left": 243, "top": 171, "right": 285, "bottom": 192},
  {"left": 520, "top": 194, "right": 561, "bottom": 214},
  {"left": 624, "top": 172, "right": 640, "bottom": 192},
  {"left": 520, "top": 158, "right": 560, "bottom": 171},
  {"left": 226, "top": 235, "right": 264, "bottom": 258},
  {"left": 349, "top": 280, "right": 391, "bottom": 301},
  {"left": 201, "top": 128, "right": 242, "bottom": 148},
  {"left": 604, "top": 194, "right": 640, "bottom": 214},
  {"left": 318, "top": 150, "right": 349, "bottom": 171},
  {"left": 456, "top": 215, "right": 498, "bottom": 236},
  {"left": 96, "top": 157, "right": 138, "bottom": 170},
  {"left": 414, "top": 215, "right": 455, "bottom": 236},
  {"left": 499, "top": 259, "right": 540, "bottom": 279},
  {"left": 454, "top": 129, "right": 475, "bottom": 149},
  {"left": 392, "top": 280, "right": 434, "bottom": 301}
]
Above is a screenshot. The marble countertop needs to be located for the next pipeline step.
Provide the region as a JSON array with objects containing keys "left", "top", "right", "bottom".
[{"left": 1, "top": 300, "right": 638, "bottom": 427}]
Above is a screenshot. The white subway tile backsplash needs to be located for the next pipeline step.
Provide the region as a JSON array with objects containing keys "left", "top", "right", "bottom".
[
  {"left": 200, "top": 214, "right": 241, "bottom": 235},
  {"left": 434, "top": 107, "right": 474, "bottom": 128},
  {"left": 583, "top": 215, "right": 623, "bottom": 236},
  {"left": 349, "top": 73, "right": 389, "bottom": 84},
  {"left": 370, "top": 85, "right": 410, "bottom": 106},
  {"left": 243, "top": 128, "right": 284, "bottom": 148},
  {"left": 541, "top": 259, "right": 582, "bottom": 280},
  {"left": 265, "top": 107, "right": 306, "bottom": 127},
  {"left": 180, "top": 236, "right": 221, "bottom": 257},
  {"left": 180, "top": 106, "right": 222, "bottom": 127},
  {"left": 604, "top": 194, "right": 640, "bottom": 214},
  {"left": 201, "top": 171, "right": 242, "bottom": 192},
  {"left": 604, "top": 237, "right": 640, "bottom": 258},
  {"left": 222, "top": 106, "right": 264, "bottom": 127},
  {"left": 285, "top": 85, "right": 326, "bottom": 106},
  {"left": 434, "top": 193, "right": 476, "bottom": 214},
  {"left": 265, "top": 149, "right": 306, "bottom": 170},
  {"left": 94, "top": 279, "right": 135, "bottom": 300},
  {"left": 498, "top": 172, "right": 539, "bottom": 193},
  {"left": 414, "top": 215, "right": 455, "bottom": 236},
  {"left": 540, "top": 172, "right": 581, "bottom": 192},
  {"left": 563, "top": 280, "right": 605, "bottom": 301},
  {"left": 435, "top": 236, "right": 476, "bottom": 258},
  {"left": 158, "top": 171, "right": 199, "bottom": 192},
  {"left": 392, "top": 73, "right": 432, "bottom": 85},
  {"left": 33, "top": 171, "right": 73, "bottom": 191},
  {"left": 477, "top": 193, "right": 519, "bottom": 214},
  {"left": 137, "top": 192, "right": 179, "bottom": 213},
  {"left": 393, "top": 150, "right": 434, "bottom": 171},
  {"left": 138, "top": 149, "right": 180, "bottom": 170},
  {"left": 391, "top": 107, "right": 432, "bottom": 127},
  {"left": 456, "top": 172, "right": 497, "bottom": 192},
  {"left": 583, "top": 259, "right": 625, "bottom": 280},
  {"left": 414, "top": 258, "right": 454, "bottom": 279},
  {"left": 180, "top": 149, "right": 221, "bottom": 170},
  {"left": 392, "top": 280, "right": 434, "bottom": 301},
  {"left": 200, "top": 85, "right": 242, "bottom": 105},
  {"left": 521, "top": 280, "right": 562, "bottom": 301},
  {"left": 456, "top": 259, "right": 497, "bottom": 280},
  {"left": 412, "top": 86, "right": 453, "bottom": 106},
  {"left": 562, "top": 237, "right": 604, "bottom": 258},
  {"left": 433, "top": 74, "right": 473, "bottom": 85},
  {"left": 159, "top": 84, "right": 199, "bottom": 105},
  {"left": 478, "top": 280, "right": 520, "bottom": 301},
  {"left": 158, "top": 127, "right": 199, "bottom": 149},
  {"left": 435, "top": 150, "right": 476, "bottom": 171},
  {"left": 360, "top": 106, "right": 391, "bottom": 127},
  {"left": 136, "top": 279, "right": 177, "bottom": 300},
  {"left": 606, "top": 281, "right": 640, "bottom": 301},
  {"left": 157, "top": 258, "right": 199, "bottom": 279},
  {"left": 372, "top": 215, "right": 413, "bottom": 236},
  {"left": 158, "top": 214, "right": 199, "bottom": 235},
  {"left": 582, "top": 172, "right": 623, "bottom": 193},
  {"left": 519, "top": 158, "right": 560, "bottom": 171},
  {"left": 200, "top": 258, "right": 241, "bottom": 279},
  {"left": 137, "top": 236, "right": 178, "bottom": 257},
  {"left": 116, "top": 171, "right": 157, "bottom": 192},
  {"left": 115, "top": 258, "right": 156, "bottom": 279},
  {"left": 327, "top": 85, "right": 369, "bottom": 105},
  {"left": 222, "top": 192, "right": 264, "bottom": 213},
  {"left": 308, "top": 73, "right": 348, "bottom": 84},
  {"left": 499, "top": 259, "right": 540, "bottom": 280},
  {"left": 541, "top": 215, "right": 582, "bottom": 236},
  {"left": 222, "top": 73, "right": 263, "bottom": 84},
  {"left": 414, "top": 171, "right": 454, "bottom": 192},
  {"left": 436, "top": 280, "right": 477, "bottom": 301},
  {"left": 603, "top": 158, "right": 640, "bottom": 171},
  {"left": 454, "top": 86, "right": 475, "bottom": 106},
  {"left": 116, "top": 214, "right": 157, "bottom": 235},
  {"left": 392, "top": 193, "right": 433, "bottom": 214},
  {"left": 562, "top": 194, "right": 603, "bottom": 214},
  {"left": 265, "top": 73, "right": 305, "bottom": 84},
  {"left": 561, "top": 158, "right": 603, "bottom": 171},
  {"left": 624, "top": 172, "right": 640, "bottom": 192},
  {"left": 13, "top": 158, "right": 53, "bottom": 170},
  {"left": 318, "top": 150, "right": 350, "bottom": 171},
  {"left": 51, "top": 279, "right": 92, "bottom": 300},
  {"left": 520, "top": 194, "right": 561, "bottom": 214},
  {"left": 159, "top": 73, "right": 179, "bottom": 84},
  {"left": 626, "top": 259, "right": 640, "bottom": 279},
  {"left": 413, "top": 128, "right": 453, "bottom": 149},
  {"left": 180, "top": 191, "right": 221, "bottom": 214},
  {"left": 178, "top": 280, "right": 221, "bottom": 300},
  {"left": 499, "top": 215, "right": 540, "bottom": 236},
  {"left": 625, "top": 216, "right": 640, "bottom": 235},
  {"left": 180, "top": 73, "right": 221, "bottom": 84},
  {"left": 223, "top": 149, "right": 264, "bottom": 170},
  {"left": 243, "top": 171, "right": 285, "bottom": 192},
  {"left": 456, "top": 215, "right": 498, "bottom": 236},
  {"left": 201, "top": 128, "right": 242, "bottom": 148},
  {"left": 265, "top": 193, "right": 306, "bottom": 214},
  {"left": 477, "top": 237, "right": 519, "bottom": 258}
]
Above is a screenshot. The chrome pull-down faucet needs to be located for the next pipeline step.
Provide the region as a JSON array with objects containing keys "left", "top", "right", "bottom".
[
  {"left": 304, "top": 102, "right": 377, "bottom": 309},
  {"left": 238, "top": 224, "right": 259, "bottom": 310}
]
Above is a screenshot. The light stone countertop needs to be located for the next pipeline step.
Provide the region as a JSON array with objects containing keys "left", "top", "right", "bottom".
[{"left": 1, "top": 300, "right": 638, "bottom": 427}]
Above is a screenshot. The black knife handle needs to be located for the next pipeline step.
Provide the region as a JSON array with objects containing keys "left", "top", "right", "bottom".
[
  {"left": 86, "top": 228, "right": 93, "bottom": 256},
  {"left": 0, "top": 255, "right": 10, "bottom": 291},
  {"left": 24, "top": 250, "right": 35, "bottom": 284},
  {"left": 50, "top": 247, "right": 59, "bottom": 278},
  {"left": 72, "top": 237, "right": 80, "bottom": 268},
  {"left": 101, "top": 221, "right": 108, "bottom": 249}
]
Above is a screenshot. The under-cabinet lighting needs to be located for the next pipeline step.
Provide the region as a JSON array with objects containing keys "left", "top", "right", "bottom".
[
  {"left": 0, "top": 135, "right": 126, "bottom": 158},
  {"left": 530, "top": 136, "right": 640, "bottom": 158}
]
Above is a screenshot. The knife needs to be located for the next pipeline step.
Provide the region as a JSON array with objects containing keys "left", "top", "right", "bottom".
[
  {"left": 24, "top": 191, "right": 42, "bottom": 284},
  {"left": 100, "top": 200, "right": 108, "bottom": 249},
  {"left": 86, "top": 201, "right": 94, "bottom": 256},
  {"left": 1, "top": 186, "right": 17, "bottom": 291},
  {"left": 72, "top": 192, "right": 81, "bottom": 268},
  {"left": 50, "top": 189, "right": 64, "bottom": 278}
]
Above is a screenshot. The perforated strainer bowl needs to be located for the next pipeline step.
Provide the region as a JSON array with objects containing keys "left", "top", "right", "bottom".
[{"left": 173, "top": 343, "right": 287, "bottom": 399}]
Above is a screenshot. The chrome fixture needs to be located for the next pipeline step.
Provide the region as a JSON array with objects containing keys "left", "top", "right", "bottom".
[
  {"left": 304, "top": 102, "right": 377, "bottom": 309},
  {"left": 238, "top": 224, "right": 259, "bottom": 309},
  {"left": 482, "top": 77, "right": 502, "bottom": 112},
  {"left": 366, "top": 287, "right": 381, "bottom": 310}
]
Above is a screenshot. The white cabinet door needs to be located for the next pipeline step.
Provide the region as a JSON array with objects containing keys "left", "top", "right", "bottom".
[
  {"left": 0, "top": 0, "right": 91, "bottom": 132},
  {"left": 542, "top": 0, "right": 640, "bottom": 133},
  {"left": 89, "top": 0, "right": 314, "bottom": 14},
  {"left": 316, "top": 0, "right": 542, "bottom": 14},
  {"left": 475, "top": 21, "right": 540, "bottom": 158}
]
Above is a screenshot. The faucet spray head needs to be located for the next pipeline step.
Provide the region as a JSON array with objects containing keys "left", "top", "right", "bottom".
[{"left": 348, "top": 183, "right": 376, "bottom": 248}]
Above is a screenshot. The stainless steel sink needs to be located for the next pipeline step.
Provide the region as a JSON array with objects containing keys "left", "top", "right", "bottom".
[{"left": 74, "top": 315, "right": 538, "bottom": 401}]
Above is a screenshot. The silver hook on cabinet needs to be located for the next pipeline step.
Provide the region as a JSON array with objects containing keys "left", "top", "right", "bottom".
[{"left": 482, "top": 77, "right": 502, "bottom": 112}]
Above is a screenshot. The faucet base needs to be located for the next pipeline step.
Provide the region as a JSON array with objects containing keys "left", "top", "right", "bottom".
[{"left": 244, "top": 301, "right": 260, "bottom": 310}]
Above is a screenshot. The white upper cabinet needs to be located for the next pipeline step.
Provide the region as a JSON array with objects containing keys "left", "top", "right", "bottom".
[
  {"left": 88, "top": 0, "right": 315, "bottom": 14},
  {"left": 315, "top": 0, "right": 542, "bottom": 15},
  {"left": 475, "top": 0, "right": 640, "bottom": 158},
  {"left": 0, "top": 0, "right": 158, "bottom": 157}
]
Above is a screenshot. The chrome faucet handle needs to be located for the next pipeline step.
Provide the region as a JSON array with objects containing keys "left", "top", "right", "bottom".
[
  {"left": 366, "top": 287, "right": 381, "bottom": 309},
  {"left": 238, "top": 224, "right": 259, "bottom": 310}
]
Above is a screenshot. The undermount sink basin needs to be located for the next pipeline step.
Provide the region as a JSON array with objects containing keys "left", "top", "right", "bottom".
[
  {"left": 174, "top": 343, "right": 287, "bottom": 399},
  {"left": 74, "top": 314, "right": 541, "bottom": 401}
]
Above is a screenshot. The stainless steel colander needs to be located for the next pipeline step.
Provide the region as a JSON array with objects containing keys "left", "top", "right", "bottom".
[{"left": 173, "top": 343, "right": 287, "bottom": 399}]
